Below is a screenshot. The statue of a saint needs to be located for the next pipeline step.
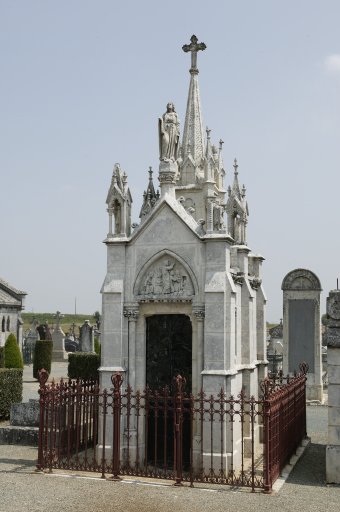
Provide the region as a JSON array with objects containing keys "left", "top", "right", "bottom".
[{"left": 159, "top": 102, "right": 180, "bottom": 162}]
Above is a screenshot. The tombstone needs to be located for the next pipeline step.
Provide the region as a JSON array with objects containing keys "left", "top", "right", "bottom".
[
  {"left": 325, "top": 288, "right": 340, "bottom": 483},
  {"left": 282, "top": 268, "right": 323, "bottom": 401},
  {"left": 79, "top": 320, "right": 94, "bottom": 352},
  {"left": 51, "top": 311, "right": 67, "bottom": 361},
  {"left": 23, "top": 319, "right": 40, "bottom": 364}
]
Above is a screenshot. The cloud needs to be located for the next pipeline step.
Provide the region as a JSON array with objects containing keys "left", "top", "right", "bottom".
[{"left": 325, "top": 54, "right": 340, "bottom": 74}]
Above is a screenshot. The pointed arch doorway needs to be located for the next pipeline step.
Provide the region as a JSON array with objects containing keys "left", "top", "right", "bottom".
[{"left": 145, "top": 314, "right": 192, "bottom": 468}]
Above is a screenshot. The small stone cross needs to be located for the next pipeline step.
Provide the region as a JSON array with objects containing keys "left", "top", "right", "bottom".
[
  {"left": 54, "top": 310, "right": 64, "bottom": 330},
  {"left": 182, "top": 35, "right": 206, "bottom": 73}
]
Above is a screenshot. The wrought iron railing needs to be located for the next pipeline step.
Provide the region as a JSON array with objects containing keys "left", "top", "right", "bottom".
[{"left": 36, "top": 364, "right": 308, "bottom": 492}]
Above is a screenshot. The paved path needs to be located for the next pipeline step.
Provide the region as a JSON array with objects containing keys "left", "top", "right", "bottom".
[{"left": 22, "top": 363, "right": 69, "bottom": 402}]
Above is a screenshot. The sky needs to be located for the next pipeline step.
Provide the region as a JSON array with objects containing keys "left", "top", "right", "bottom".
[{"left": 1, "top": 1, "right": 339, "bottom": 321}]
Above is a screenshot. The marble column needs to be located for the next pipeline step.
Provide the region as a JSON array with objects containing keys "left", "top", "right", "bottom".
[
  {"left": 123, "top": 305, "right": 139, "bottom": 390},
  {"left": 193, "top": 306, "right": 205, "bottom": 390}
]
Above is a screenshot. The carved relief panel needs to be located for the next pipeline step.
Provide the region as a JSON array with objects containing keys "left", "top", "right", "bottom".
[{"left": 137, "top": 256, "right": 194, "bottom": 301}]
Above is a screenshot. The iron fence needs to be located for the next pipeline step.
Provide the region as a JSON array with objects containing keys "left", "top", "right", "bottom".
[{"left": 36, "top": 364, "right": 308, "bottom": 493}]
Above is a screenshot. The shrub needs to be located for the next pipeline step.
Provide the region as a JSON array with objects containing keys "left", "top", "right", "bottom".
[
  {"left": 0, "top": 369, "right": 23, "bottom": 419},
  {"left": 33, "top": 340, "right": 53, "bottom": 380},
  {"left": 68, "top": 353, "right": 100, "bottom": 380},
  {"left": 4, "top": 333, "right": 23, "bottom": 369},
  {"left": 0, "top": 347, "right": 4, "bottom": 368}
]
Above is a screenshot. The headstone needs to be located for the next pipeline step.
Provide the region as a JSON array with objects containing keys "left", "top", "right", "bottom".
[
  {"left": 325, "top": 288, "right": 340, "bottom": 483},
  {"left": 282, "top": 268, "right": 323, "bottom": 401},
  {"left": 79, "top": 320, "right": 94, "bottom": 352},
  {"left": 51, "top": 311, "right": 67, "bottom": 361}
]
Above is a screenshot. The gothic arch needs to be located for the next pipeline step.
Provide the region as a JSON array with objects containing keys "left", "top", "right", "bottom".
[{"left": 134, "top": 249, "right": 198, "bottom": 300}]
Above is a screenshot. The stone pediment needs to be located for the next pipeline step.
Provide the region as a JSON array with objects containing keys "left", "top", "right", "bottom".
[{"left": 135, "top": 254, "right": 195, "bottom": 302}]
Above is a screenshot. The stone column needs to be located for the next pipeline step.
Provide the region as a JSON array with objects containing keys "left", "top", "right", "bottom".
[
  {"left": 107, "top": 207, "right": 114, "bottom": 237},
  {"left": 326, "top": 289, "right": 340, "bottom": 484},
  {"left": 123, "top": 305, "right": 139, "bottom": 390},
  {"left": 193, "top": 306, "right": 205, "bottom": 390}
]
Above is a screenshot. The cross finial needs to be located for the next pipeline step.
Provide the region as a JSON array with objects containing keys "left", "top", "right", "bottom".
[
  {"left": 219, "top": 139, "right": 224, "bottom": 151},
  {"left": 233, "top": 158, "right": 239, "bottom": 175},
  {"left": 148, "top": 166, "right": 153, "bottom": 181},
  {"left": 182, "top": 35, "right": 206, "bottom": 74},
  {"left": 206, "top": 126, "right": 211, "bottom": 139}
]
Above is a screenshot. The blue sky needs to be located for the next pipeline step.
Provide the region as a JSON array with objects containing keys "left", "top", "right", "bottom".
[{"left": 1, "top": 1, "right": 339, "bottom": 321}]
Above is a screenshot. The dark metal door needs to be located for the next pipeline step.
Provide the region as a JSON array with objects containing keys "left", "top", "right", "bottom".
[{"left": 146, "top": 314, "right": 192, "bottom": 468}]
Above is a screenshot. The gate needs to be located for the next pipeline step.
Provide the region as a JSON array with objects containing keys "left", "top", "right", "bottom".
[{"left": 36, "top": 364, "right": 308, "bottom": 492}]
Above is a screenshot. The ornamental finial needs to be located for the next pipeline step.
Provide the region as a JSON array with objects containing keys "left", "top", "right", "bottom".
[{"left": 182, "top": 35, "right": 206, "bottom": 74}]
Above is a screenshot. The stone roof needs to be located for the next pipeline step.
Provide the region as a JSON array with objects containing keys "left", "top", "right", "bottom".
[{"left": 0, "top": 277, "right": 26, "bottom": 308}]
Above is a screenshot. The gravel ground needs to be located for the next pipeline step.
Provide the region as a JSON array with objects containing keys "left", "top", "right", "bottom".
[{"left": 0, "top": 406, "right": 339, "bottom": 512}]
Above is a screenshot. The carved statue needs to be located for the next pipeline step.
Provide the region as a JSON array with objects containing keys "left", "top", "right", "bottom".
[{"left": 159, "top": 103, "right": 180, "bottom": 162}]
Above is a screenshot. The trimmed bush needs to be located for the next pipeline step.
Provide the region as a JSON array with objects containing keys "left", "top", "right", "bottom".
[
  {"left": 68, "top": 353, "right": 100, "bottom": 380},
  {"left": 33, "top": 340, "right": 53, "bottom": 380},
  {"left": 4, "top": 333, "right": 23, "bottom": 369},
  {"left": 0, "top": 347, "right": 4, "bottom": 368},
  {"left": 0, "top": 369, "right": 23, "bottom": 419}
]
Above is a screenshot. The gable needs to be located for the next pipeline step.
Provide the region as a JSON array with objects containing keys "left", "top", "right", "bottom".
[{"left": 131, "top": 202, "right": 200, "bottom": 246}]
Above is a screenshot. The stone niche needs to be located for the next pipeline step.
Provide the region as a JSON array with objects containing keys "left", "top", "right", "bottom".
[
  {"left": 135, "top": 255, "right": 195, "bottom": 302},
  {"left": 282, "top": 268, "right": 323, "bottom": 402}
]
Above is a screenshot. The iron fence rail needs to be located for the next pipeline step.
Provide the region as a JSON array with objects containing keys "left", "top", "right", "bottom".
[{"left": 36, "top": 364, "right": 308, "bottom": 493}]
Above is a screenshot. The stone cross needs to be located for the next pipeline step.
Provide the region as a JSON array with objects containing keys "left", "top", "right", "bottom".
[
  {"left": 53, "top": 310, "right": 64, "bottom": 331},
  {"left": 182, "top": 35, "right": 206, "bottom": 73}
]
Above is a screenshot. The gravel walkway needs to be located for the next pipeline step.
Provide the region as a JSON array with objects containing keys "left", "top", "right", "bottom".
[{"left": 0, "top": 406, "right": 339, "bottom": 512}]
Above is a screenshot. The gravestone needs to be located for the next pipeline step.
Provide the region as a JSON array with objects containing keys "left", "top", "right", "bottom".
[
  {"left": 325, "top": 288, "right": 340, "bottom": 483},
  {"left": 51, "top": 311, "right": 67, "bottom": 361},
  {"left": 282, "top": 268, "right": 323, "bottom": 401},
  {"left": 79, "top": 320, "right": 94, "bottom": 352}
]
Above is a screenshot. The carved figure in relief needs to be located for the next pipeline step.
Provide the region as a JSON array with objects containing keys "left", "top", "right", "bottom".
[
  {"left": 154, "top": 268, "right": 164, "bottom": 294},
  {"left": 144, "top": 271, "right": 154, "bottom": 295},
  {"left": 159, "top": 103, "right": 180, "bottom": 162},
  {"left": 170, "top": 269, "right": 182, "bottom": 294}
]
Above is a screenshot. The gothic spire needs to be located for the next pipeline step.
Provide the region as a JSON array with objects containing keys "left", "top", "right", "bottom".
[
  {"left": 139, "top": 167, "right": 159, "bottom": 220},
  {"left": 181, "top": 35, "right": 206, "bottom": 167}
]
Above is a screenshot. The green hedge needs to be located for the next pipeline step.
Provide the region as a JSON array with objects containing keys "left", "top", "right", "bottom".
[
  {"left": 4, "top": 333, "right": 23, "bottom": 369},
  {"left": 0, "top": 369, "right": 23, "bottom": 419},
  {"left": 68, "top": 353, "right": 100, "bottom": 380},
  {"left": 0, "top": 347, "right": 4, "bottom": 368},
  {"left": 33, "top": 340, "right": 53, "bottom": 380}
]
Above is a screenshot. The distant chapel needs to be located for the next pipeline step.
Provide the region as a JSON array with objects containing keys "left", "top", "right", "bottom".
[{"left": 100, "top": 36, "right": 267, "bottom": 400}]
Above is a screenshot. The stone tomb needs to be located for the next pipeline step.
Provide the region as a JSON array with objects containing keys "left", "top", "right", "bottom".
[
  {"left": 325, "top": 288, "right": 340, "bottom": 484},
  {"left": 282, "top": 268, "right": 323, "bottom": 401},
  {"left": 99, "top": 36, "right": 267, "bottom": 471}
]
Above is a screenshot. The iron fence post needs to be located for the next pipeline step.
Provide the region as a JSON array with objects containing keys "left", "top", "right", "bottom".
[
  {"left": 262, "top": 379, "right": 272, "bottom": 494},
  {"left": 111, "top": 373, "right": 123, "bottom": 480},
  {"left": 36, "top": 368, "right": 49, "bottom": 472},
  {"left": 174, "top": 375, "right": 184, "bottom": 486}
]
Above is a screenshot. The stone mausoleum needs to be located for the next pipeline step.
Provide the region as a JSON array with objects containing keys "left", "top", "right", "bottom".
[{"left": 100, "top": 35, "right": 267, "bottom": 408}]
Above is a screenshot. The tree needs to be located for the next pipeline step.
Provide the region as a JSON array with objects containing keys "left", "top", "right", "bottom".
[{"left": 4, "top": 333, "right": 23, "bottom": 369}]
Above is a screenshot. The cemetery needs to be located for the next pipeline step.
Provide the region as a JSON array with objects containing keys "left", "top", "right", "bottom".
[{"left": 1, "top": 33, "right": 340, "bottom": 508}]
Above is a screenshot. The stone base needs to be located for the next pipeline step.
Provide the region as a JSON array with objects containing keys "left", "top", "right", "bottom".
[
  {"left": 306, "top": 384, "right": 323, "bottom": 402},
  {"left": 52, "top": 349, "right": 68, "bottom": 362},
  {"left": 10, "top": 399, "right": 39, "bottom": 427},
  {"left": 0, "top": 425, "right": 38, "bottom": 445},
  {"left": 326, "top": 445, "right": 340, "bottom": 483}
]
